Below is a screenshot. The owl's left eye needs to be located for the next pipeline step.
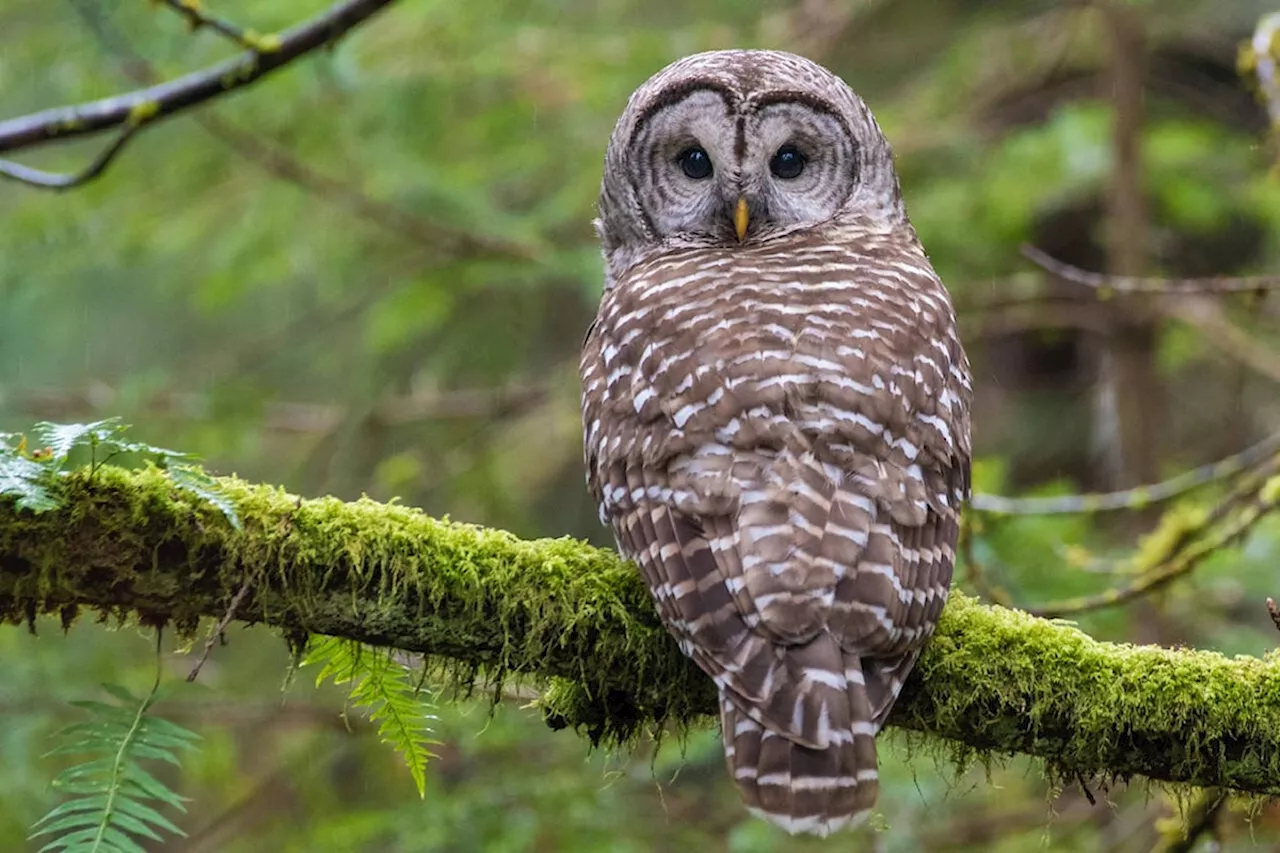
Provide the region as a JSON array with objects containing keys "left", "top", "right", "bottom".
[
  {"left": 770, "top": 145, "right": 806, "bottom": 179},
  {"left": 676, "top": 146, "right": 714, "bottom": 180}
]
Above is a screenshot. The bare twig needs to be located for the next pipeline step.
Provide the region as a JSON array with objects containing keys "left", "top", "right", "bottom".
[
  {"left": 1023, "top": 244, "right": 1280, "bottom": 295},
  {"left": 187, "top": 580, "right": 252, "bottom": 681},
  {"left": 195, "top": 117, "right": 542, "bottom": 260},
  {"left": 0, "top": 125, "right": 139, "bottom": 190},
  {"left": 1028, "top": 455, "right": 1280, "bottom": 617},
  {"left": 1162, "top": 297, "right": 1280, "bottom": 385},
  {"left": 157, "top": 0, "right": 272, "bottom": 51},
  {"left": 970, "top": 429, "right": 1280, "bottom": 515},
  {"left": 0, "top": 0, "right": 398, "bottom": 188},
  {"left": 67, "top": 0, "right": 541, "bottom": 259}
]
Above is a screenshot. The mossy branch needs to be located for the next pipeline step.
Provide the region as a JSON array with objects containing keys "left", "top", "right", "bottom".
[{"left": 3, "top": 467, "right": 1280, "bottom": 797}]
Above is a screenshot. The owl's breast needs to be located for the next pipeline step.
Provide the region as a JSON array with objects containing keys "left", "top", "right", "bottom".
[{"left": 583, "top": 243, "right": 968, "bottom": 492}]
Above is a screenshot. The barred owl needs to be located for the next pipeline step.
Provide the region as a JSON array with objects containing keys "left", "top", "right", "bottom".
[{"left": 579, "top": 50, "right": 972, "bottom": 836}]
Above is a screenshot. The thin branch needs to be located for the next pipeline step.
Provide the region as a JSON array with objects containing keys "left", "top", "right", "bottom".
[
  {"left": 5, "top": 466, "right": 1280, "bottom": 796},
  {"left": 1161, "top": 297, "right": 1280, "bottom": 385},
  {"left": 157, "top": 0, "right": 269, "bottom": 51},
  {"left": 970, "top": 428, "right": 1280, "bottom": 515},
  {"left": 67, "top": 0, "right": 541, "bottom": 260},
  {"left": 1028, "top": 455, "right": 1280, "bottom": 617},
  {"left": 187, "top": 579, "right": 251, "bottom": 682},
  {"left": 0, "top": 125, "right": 139, "bottom": 190},
  {"left": 1022, "top": 244, "right": 1280, "bottom": 295},
  {"left": 0, "top": 0, "right": 398, "bottom": 187}
]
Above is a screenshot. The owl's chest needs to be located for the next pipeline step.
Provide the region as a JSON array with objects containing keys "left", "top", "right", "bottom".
[{"left": 597, "top": 279, "right": 913, "bottom": 445}]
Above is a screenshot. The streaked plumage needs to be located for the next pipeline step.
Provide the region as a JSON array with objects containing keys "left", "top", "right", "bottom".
[{"left": 580, "top": 49, "right": 972, "bottom": 836}]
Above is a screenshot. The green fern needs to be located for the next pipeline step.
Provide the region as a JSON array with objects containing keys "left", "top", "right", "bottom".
[
  {"left": 0, "top": 418, "right": 240, "bottom": 529},
  {"left": 30, "top": 681, "right": 201, "bottom": 853},
  {"left": 303, "top": 637, "right": 439, "bottom": 797}
]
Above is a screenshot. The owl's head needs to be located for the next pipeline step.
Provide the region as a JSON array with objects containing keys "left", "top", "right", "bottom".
[{"left": 596, "top": 50, "right": 906, "bottom": 279}]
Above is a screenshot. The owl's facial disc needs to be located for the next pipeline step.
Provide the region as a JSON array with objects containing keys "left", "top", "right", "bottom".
[{"left": 627, "top": 88, "right": 859, "bottom": 245}]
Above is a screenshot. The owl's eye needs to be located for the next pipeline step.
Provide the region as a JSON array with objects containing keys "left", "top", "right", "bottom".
[
  {"left": 676, "top": 146, "right": 713, "bottom": 180},
  {"left": 770, "top": 145, "right": 806, "bottom": 179}
]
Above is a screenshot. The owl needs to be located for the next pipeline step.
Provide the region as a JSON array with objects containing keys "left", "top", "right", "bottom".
[{"left": 579, "top": 50, "right": 972, "bottom": 836}]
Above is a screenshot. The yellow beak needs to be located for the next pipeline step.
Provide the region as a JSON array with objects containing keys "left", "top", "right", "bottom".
[{"left": 733, "top": 197, "right": 750, "bottom": 241}]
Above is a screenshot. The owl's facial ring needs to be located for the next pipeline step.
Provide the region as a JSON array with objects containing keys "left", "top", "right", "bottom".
[{"left": 619, "top": 81, "right": 864, "bottom": 246}]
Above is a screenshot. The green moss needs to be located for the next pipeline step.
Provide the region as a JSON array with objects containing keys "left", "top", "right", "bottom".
[
  {"left": 126, "top": 100, "right": 160, "bottom": 126},
  {"left": 2, "top": 466, "right": 1280, "bottom": 796},
  {"left": 898, "top": 597, "right": 1280, "bottom": 795}
]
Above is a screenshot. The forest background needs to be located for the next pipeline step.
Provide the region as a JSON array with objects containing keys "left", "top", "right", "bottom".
[{"left": 4, "top": 0, "right": 1280, "bottom": 850}]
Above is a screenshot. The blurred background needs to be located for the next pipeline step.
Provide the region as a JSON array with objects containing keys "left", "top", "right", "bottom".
[{"left": 4, "top": 0, "right": 1280, "bottom": 849}]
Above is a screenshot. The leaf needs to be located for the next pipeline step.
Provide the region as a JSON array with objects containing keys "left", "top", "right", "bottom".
[
  {"left": 98, "top": 684, "right": 139, "bottom": 706},
  {"left": 2, "top": 421, "right": 240, "bottom": 529},
  {"left": 304, "top": 637, "right": 438, "bottom": 797},
  {"left": 168, "top": 464, "right": 242, "bottom": 530},
  {"left": 29, "top": 681, "right": 199, "bottom": 852},
  {"left": 30, "top": 420, "right": 126, "bottom": 467},
  {"left": 0, "top": 451, "right": 59, "bottom": 512}
]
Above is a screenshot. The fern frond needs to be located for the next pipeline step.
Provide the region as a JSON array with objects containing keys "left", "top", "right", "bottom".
[
  {"left": 30, "top": 682, "right": 200, "bottom": 853},
  {"left": 304, "top": 637, "right": 439, "bottom": 797},
  {"left": 165, "top": 464, "right": 243, "bottom": 529},
  {"left": 1, "top": 419, "right": 239, "bottom": 529}
]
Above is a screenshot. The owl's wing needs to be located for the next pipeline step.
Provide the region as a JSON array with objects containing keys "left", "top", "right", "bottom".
[
  {"left": 832, "top": 457, "right": 968, "bottom": 726},
  {"left": 610, "top": 444, "right": 963, "bottom": 747},
  {"left": 607, "top": 460, "right": 859, "bottom": 751}
]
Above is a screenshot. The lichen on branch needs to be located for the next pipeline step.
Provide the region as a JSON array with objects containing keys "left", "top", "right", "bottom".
[{"left": 1, "top": 466, "right": 1279, "bottom": 797}]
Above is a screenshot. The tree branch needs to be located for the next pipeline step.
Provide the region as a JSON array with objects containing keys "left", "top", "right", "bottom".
[
  {"left": 3, "top": 467, "right": 1280, "bottom": 795},
  {"left": 1023, "top": 244, "right": 1280, "bottom": 295},
  {"left": 156, "top": 0, "right": 270, "bottom": 52},
  {"left": 0, "top": 125, "right": 139, "bottom": 189},
  {"left": 0, "top": 0, "right": 398, "bottom": 186},
  {"left": 65, "top": 0, "right": 540, "bottom": 259}
]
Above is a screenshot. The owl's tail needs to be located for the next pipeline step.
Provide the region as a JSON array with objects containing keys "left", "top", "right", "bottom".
[{"left": 719, "top": 652, "right": 880, "bottom": 837}]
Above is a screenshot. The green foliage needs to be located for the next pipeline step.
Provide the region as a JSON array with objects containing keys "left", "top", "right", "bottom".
[
  {"left": 29, "top": 681, "right": 200, "bottom": 853},
  {"left": 5, "top": 0, "right": 1280, "bottom": 849},
  {"left": 0, "top": 419, "right": 241, "bottom": 529},
  {"left": 303, "top": 636, "right": 440, "bottom": 798}
]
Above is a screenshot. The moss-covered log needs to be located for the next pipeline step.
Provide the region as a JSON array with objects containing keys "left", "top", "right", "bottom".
[{"left": 2, "top": 466, "right": 1280, "bottom": 796}]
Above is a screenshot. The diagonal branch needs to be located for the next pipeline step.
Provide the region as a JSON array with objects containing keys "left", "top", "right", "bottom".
[
  {"left": 157, "top": 0, "right": 272, "bottom": 51},
  {"left": 1022, "top": 244, "right": 1280, "bottom": 295},
  {"left": 0, "top": 0, "right": 398, "bottom": 187},
  {"left": 970, "top": 428, "right": 1280, "bottom": 515},
  {"left": 1161, "top": 297, "right": 1280, "bottom": 385},
  {"left": 66, "top": 0, "right": 541, "bottom": 258},
  {"left": 3, "top": 467, "right": 1280, "bottom": 796}
]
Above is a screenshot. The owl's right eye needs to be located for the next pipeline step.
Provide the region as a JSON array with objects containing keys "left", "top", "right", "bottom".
[{"left": 676, "top": 146, "right": 713, "bottom": 180}]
